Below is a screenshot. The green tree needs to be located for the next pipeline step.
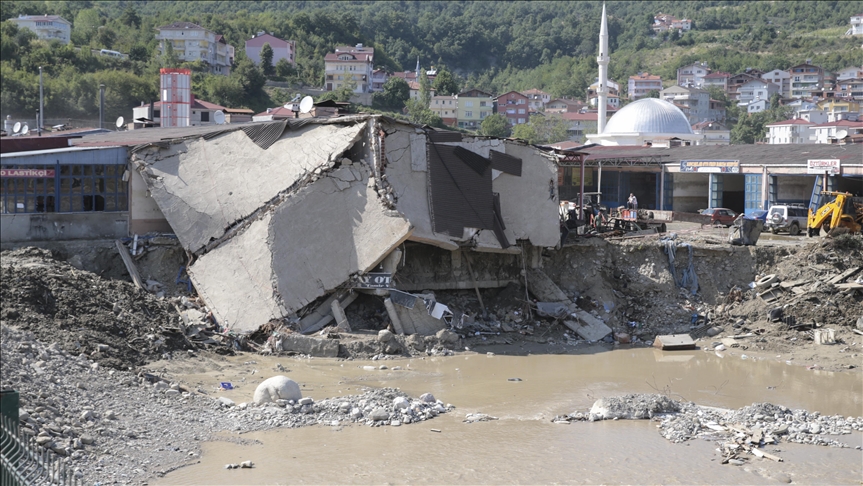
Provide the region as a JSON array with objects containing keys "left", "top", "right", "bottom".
[
  {"left": 511, "top": 114, "right": 569, "bottom": 144},
  {"left": 128, "top": 45, "right": 148, "bottom": 63},
  {"left": 479, "top": 113, "right": 510, "bottom": 138},
  {"left": 71, "top": 8, "right": 102, "bottom": 46},
  {"left": 259, "top": 43, "right": 274, "bottom": 76},
  {"left": 233, "top": 57, "right": 266, "bottom": 99},
  {"left": 160, "top": 42, "right": 180, "bottom": 68},
  {"left": 432, "top": 68, "right": 459, "bottom": 96},
  {"left": 319, "top": 78, "right": 357, "bottom": 103},
  {"left": 94, "top": 27, "right": 116, "bottom": 50},
  {"left": 646, "top": 89, "right": 659, "bottom": 98},
  {"left": 405, "top": 98, "right": 443, "bottom": 127},
  {"left": 275, "top": 58, "right": 295, "bottom": 78},
  {"left": 418, "top": 67, "right": 431, "bottom": 108},
  {"left": 119, "top": 5, "right": 141, "bottom": 28},
  {"left": 374, "top": 76, "right": 409, "bottom": 109},
  {"left": 511, "top": 122, "right": 538, "bottom": 144}
]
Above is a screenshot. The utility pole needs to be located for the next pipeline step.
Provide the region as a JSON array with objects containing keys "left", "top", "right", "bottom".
[
  {"left": 39, "top": 66, "right": 44, "bottom": 136},
  {"left": 99, "top": 84, "right": 106, "bottom": 129}
]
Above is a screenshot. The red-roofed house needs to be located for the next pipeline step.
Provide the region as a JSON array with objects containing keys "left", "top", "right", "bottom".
[
  {"left": 545, "top": 98, "right": 586, "bottom": 113},
  {"left": 765, "top": 118, "right": 815, "bottom": 144},
  {"left": 494, "top": 91, "right": 530, "bottom": 126},
  {"left": 245, "top": 32, "right": 295, "bottom": 68},
  {"left": 702, "top": 71, "right": 731, "bottom": 92},
  {"left": 811, "top": 120, "right": 863, "bottom": 144},
  {"left": 324, "top": 44, "right": 374, "bottom": 93}
]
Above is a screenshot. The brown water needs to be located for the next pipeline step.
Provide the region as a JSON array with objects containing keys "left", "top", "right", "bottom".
[{"left": 156, "top": 347, "right": 863, "bottom": 485}]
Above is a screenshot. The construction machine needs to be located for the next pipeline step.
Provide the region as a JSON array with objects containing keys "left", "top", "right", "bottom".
[{"left": 807, "top": 191, "right": 863, "bottom": 236}]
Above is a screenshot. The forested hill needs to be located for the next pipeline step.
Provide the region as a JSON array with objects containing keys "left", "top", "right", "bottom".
[{"left": 2, "top": 1, "right": 862, "bottom": 122}]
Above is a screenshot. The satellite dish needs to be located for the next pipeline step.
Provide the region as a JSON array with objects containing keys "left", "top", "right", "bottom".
[
  {"left": 299, "top": 96, "right": 314, "bottom": 114},
  {"left": 115, "top": 116, "right": 125, "bottom": 129},
  {"left": 835, "top": 129, "right": 848, "bottom": 139},
  {"left": 12, "top": 122, "right": 21, "bottom": 134},
  {"left": 21, "top": 124, "right": 29, "bottom": 135},
  {"left": 213, "top": 110, "right": 225, "bottom": 125}
]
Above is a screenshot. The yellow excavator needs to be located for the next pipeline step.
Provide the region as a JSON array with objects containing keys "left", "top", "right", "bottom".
[{"left": 807, "top": 191, "right": 863, "bottom": 237}]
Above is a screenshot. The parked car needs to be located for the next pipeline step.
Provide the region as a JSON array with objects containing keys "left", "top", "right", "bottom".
[
  {"left": 701, "top": 208, "right": 737, "bottom": 227},
  {"left": 747, "top": 209, "right": 769, "bottom": 223},
  {"left": 766, "top": 204, "right": 808, "bottom": 235}
]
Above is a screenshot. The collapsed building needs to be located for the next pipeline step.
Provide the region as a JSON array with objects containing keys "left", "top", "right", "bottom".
[{"left": 124, "top": 115, "right": 566, "bottom": 336}]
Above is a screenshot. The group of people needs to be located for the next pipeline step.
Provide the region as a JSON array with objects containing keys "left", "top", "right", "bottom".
[{"left": 627, "top": 193, "right": 638, "bottom": 210}]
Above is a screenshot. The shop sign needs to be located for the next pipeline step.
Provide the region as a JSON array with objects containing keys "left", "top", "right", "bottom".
[
  {"left": 807, "top": 159, "right": 840, "bottom": 175},
  {"left": 679, "top": 160, "right": 739, "bottom": 173},
  {"left": 0, "top": 168, "right": 55, "bottom": 178}
]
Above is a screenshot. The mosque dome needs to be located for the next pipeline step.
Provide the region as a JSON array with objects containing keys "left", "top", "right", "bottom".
[{"left": 602, "top": 98, "right": 693, "bottom": 135}]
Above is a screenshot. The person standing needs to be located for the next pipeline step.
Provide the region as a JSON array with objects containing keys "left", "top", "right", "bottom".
[{"left": 628, "top": 193, "right": 638, "bottom": 210}]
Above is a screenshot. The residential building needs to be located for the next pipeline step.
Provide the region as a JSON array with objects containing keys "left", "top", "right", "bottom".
[
  {"left": 787, "top": 63, "right": 824, "bottom": 98},
  {"left": 691, "top": 121, "right": 730, "bottom": 145},
  {"left": 407, "top": 81, "right": 435, "bottom": 100},
  {"left": 545, "top": 98, "right": 585, "bottom": 113},
  {"left": 456, "top": 89, "right": 494, "bottom": 129},
  {"left": 587, "top": 79, "right": 620, "bottom": 108},
  {"left": 521, "top": 89, "right": 552, "bottom": 112},
  {"left": 850, "top": 13, "right": 863, "bottom": 35},
  {"left": 811, "top": 120, "right": 863, "bottom": 143},
  {"left": 156, "top": 22, "right": 234, "bottom": 76},
  {"left": 652, "top": 13, "right": 692, "bottom": 33},
  {"left": 796, "top": 108, "right": 828, "bottom": 125},
  {"left": 494, "top": 91, "right": 530, "bottom": 126},
  {"left": 659, "top": 85, "right": 710, "bottom": 123},
  {"left": 9, "top": 14, "right": 71, "bottom": 44},
  {"left": 765, "top": 118, "right": 815, "bottom": 144},
  {"left": 817, "top": 99, "right": 861, "bottom": 122},
  {"left": 371, "top": 69, "right": 389, "bottom": 92},
  {"left": 836, "top": 78, "right": 863, "bottom": 100},
  {"left": 708, "top": 99, "right": 727, "bottom": 123},
  {"left": 727, "top": 73, "right": 760, "bottom": 100},
  {"left": 762, "top": 69, "right": 791, "bottom": 98},
  {"left": 701, "top": 71, "right": 731, "bottom": 92},
  {"left": 628, "top": 73, "right": 662, "bottom": 100},
  {"left": 245, "top": 32, "right": 295, "bottom": 68},
  {"left": 132, "top": 98, "right": 229, "bottom": 128},
  {"left": 324, "top": 44, "right": 374, "bottom": 93},
  {"left": 736, "top": 80, "right": 780, "bottom": 106},
  {"left": 740, "top": 98, "right": 769, "bottom": 114},
  {"left": 560, "top": 112, "right": 598, "bottom": 142},
  {"left": 677, "top": 62, "right": 710, "bottom": 88},
  {"left": 835, "top": 66, "right": 863, "bottom": 81},
  {"left": 430, "top": 95, "right": 458, "bottom": 126}
]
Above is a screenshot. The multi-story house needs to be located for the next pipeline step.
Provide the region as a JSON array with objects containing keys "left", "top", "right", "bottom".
[
  {"left": 812, "top": 120, "right": 863, "bottom": 143},
  {"left": 691, "top": 121, "right": 730, "bottom": 145},
  {"left": 652, "top": 13, "right": 692, "bottom": 33},
  {"left": 156, "top": 22, "right": 234, "bottom": 75},
  {"left": 430, "top": 95, "right": 458, "bottom": 126},
  {"left": 765, "top": 118, "right": 815, "bottom": 144},
  {"left": 245, "top": 32, "right": 295, "bottom": 68},
  {"left": 628, "top": 73, "right": 662, "bottom": 100},
  {"left": 560, "top": 112, "right": 598, "bottom": 142},
  {"left": 456, "top": 89, "right": 494, "bottom": 129},
  {"left": 787, "top": 63, "right": 824, "bottom": 99},
  {"left": 407, "top": 81, "right": 435, "bottom": 100},
  {"left": 727, "top": 73, "right": 760, "bottom": 100},
  {"left": 545, "top": 98, "right": 585, "bottom": 113},
  {"left": 736, "top": 80, "right": 780, "bottom": 106},
  {"left": 836, "top": 78, "right": 863, "bottom": 100},
  {"left": 677, "top": 62, "right": 710, "bottom": 88},
  {"left": 701, "top": 71, "right": 731, "bottom": 93},
  {"left": 10, "top": 14, "right": 71, "bottom": 44},
  {"left": 494, "top": 91, "right": 530, "bottom": 126},
  {"left": 817, "top": 100, "right": 861, "bottom": 122},
  {"left": 587, "top": 79, "right": 620, "bottom": 108},
  {"left": 762, "top": 69, "right": 791, "bottom": 98},
  {"left": 371, "top": 69, "right": 389, "bottom": 92},
  {"left": 521, "top": 89, "right": 552, "bottom": 112},
  {"left": 324, "top": 44, "right": 374, "bottom": 93},
  {"left": 659, "top": 85, "right": 710, "bottom": 123},
  {"left": 708, "top": 98, "right": 726, "bottom": 122},
  {"left": 835, "top": 66, "right": 863, "bottom": 81},
  {"left": 849, "top": 13, "right": 863, "bottom": 35},
  {"left": 740, "top": 98, "right": 769, "bottom": 114}
]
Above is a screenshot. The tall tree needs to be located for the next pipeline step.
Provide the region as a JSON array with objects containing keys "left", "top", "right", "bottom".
[
  {"left": 480, "top": 113, "right": 510, "bottom": 138},
  {"left": 432, "top": 68, "right": 459, "bottom": 96},
  {"left": 374, "top": 76, "right": 409, "bottom": 109},
  {"left": 119, "top": 5, "right": 141, "bottom": 28},
  {"left": 260, "top": 43, "right": 274, "bottom": 76},
  {"left": 418, "top": 67, "right": 431, "bottom": 108}
]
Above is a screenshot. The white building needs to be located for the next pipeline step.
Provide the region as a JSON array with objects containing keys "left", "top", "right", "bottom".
[
  {"left": 849, "top": 14, "right": 863, "bottom": 35},
  {"left": 9, "top": 15, "right": 71, "bottom": 44},
  {"left": 156, "top": 22, "right": 234, "bottom": 76},
  {"left": 245, "top": 32, "right": 295, "bottom": 67},
  {"left": 765, "top": 118, "right": 815, "bottom": 144},
  {"left": 324, "top": 44, "right": 374, "bottom": 93},
  {"left": 762, "top": 69, "right": 791, "bottom": 98},
  {"left": 811, "top": 120, "right": 863, "bottom": 143},
  {"left": 521, "top": 89, "right": 552, "bottom": 112},
  {"left": 691, "top": 121, "right": 730, "bottom": 145},
  {"left": 586, "top": 98, "right": 701, "bottom": 146},
  {"left": 677, "top": 62, "right": 710, "bottom": 88},
  {"left": 660, "top": 85, "right": 710, "bottom": 123},
  {"left": 736, "top": 80, "right": 780, "bottom": 106}
]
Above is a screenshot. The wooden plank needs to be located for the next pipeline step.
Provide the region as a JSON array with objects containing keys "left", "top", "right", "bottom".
[
  {"left": 827, "top": 266, "right": 861, "bottom": 285},
  {"left": 115, "top": 240, "right": 144, "bottom": 290},
  {"left": 653, "top": 334, "right": 696, "bottom": 350}
]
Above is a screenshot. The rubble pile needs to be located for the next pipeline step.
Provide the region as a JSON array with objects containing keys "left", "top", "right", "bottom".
[
  {"left": 565, "top": 393, "right": 863, "bottom": 464},
  {"left": 0, "top": 324, "right": 452, "bottom": 485},
  {"left": 0, "top": 247, "right": 218, "bottom": 369}
]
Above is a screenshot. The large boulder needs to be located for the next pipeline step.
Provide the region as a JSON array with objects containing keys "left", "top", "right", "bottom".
[{"left": 253, "top": 375, "right": 302, "bottom": 405}]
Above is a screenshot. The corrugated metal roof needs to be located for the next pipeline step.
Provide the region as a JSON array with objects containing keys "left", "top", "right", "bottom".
[{"left": 580, "top": 143, "right": 863, "bottom": 164}]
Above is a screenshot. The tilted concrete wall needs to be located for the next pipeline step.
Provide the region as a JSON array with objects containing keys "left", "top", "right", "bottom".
[
  {"left": 1, "top": 212, "right": 128, "bottom": 243},
  {"left": 134, "top": 124, "right": 365, "bottom": 252},
  {"left": 672, "top": 172, "right": 708, "bottom": 212}
]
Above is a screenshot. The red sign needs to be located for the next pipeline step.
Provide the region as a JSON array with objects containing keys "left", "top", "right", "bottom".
[{"left": 0, "top": 168, "right": 56, "bottom": 178}]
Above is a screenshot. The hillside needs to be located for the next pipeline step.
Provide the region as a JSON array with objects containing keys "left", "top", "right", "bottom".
[{"left": 1, "top": 1, "right": 861, "bottom": 124}]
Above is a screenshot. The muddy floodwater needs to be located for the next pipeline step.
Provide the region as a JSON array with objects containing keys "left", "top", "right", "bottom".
[{"left": 157, "top": 347, "right": 863, "bottom": 485}]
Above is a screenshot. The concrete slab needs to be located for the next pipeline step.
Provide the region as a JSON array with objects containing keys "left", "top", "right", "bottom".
[
  {"left": 564, "top": 310, "right": 612, "bottom": 342},
  {"left": 392, "top": 296, "right": 446, "bottom": 336},
  {"left": 526, "top": 268, "right": 570, "bottom": 302},
  {"left": 278, "top": 334, "right": 340, "bottom": 358},
  {"left": 653, "top": 334, "right": 697, "bottom": 350}
]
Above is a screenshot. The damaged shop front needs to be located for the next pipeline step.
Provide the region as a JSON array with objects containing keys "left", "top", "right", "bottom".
[{"left": 129, "top": 115, "right": 568, "bottom": 340}]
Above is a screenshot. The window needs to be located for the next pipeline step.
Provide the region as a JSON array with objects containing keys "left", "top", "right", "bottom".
[
  {"left": 517, "top": 99, "right": 525, "bottom": 104},
  {"left": 1, "top": 164, "right": 128, "bottom": 214},
  {"left": 465, "top": 111, "right": 473, "bottom": 117},
  {"left": 465, "top": 101, "right": 473, "bottom": 107},
  {"left": 480, "top": 101, "right": 487, "bottom": 107},
  {"left": 200, "top": 111, "right": 210, "bottom": 122},
  {"left": 518, "top": 109, "right": 525, "bottom": 114}
]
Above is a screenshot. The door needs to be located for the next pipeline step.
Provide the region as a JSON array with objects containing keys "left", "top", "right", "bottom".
[
  {"left": 744, "top": 174, "right": 762, "bottom": 215},
  {"left": 709, "top": 173, "right": 723, "bottom": 209}
]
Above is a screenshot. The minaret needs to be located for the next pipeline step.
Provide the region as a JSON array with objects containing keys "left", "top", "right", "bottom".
[
  {"left": 597, "top": 3, "right": 610, "bottom": 134},
  {"left": 416, "top": 57, "right": 421, "bottom": 79}
]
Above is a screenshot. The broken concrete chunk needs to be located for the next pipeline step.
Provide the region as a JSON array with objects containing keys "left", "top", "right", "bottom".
[{"left": 253, "top": 376, "right": 302, "bottom": 405}]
